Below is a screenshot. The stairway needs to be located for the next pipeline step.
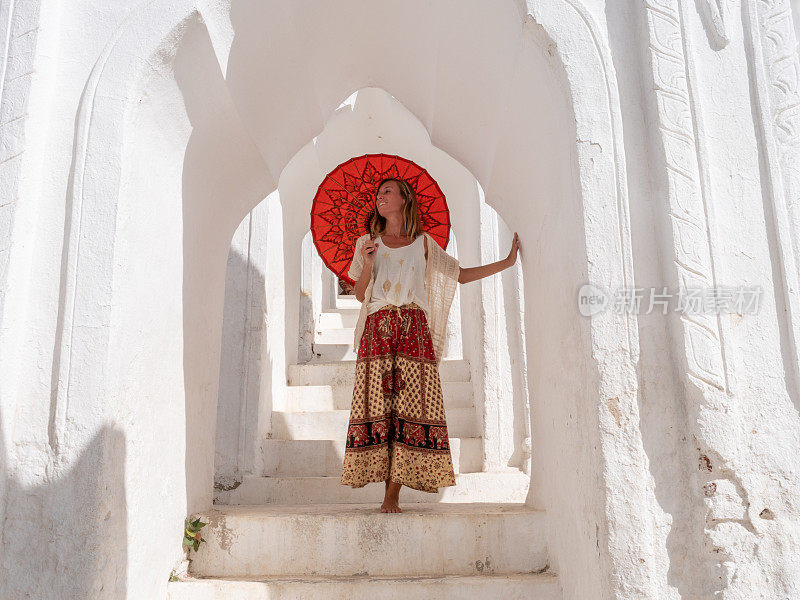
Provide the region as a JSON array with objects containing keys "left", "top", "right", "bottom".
[{"left": 168, "top": 295, "right": 558, "bottom": 598}]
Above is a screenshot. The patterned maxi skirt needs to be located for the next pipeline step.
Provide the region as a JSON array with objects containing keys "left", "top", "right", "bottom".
[{"left": 340, "top": 302, "right": 457, "bottom": 493}]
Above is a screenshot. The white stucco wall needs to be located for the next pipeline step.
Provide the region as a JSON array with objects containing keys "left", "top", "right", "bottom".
[{"left": 1, "top": 1, "right": 799, "bottom": 599}]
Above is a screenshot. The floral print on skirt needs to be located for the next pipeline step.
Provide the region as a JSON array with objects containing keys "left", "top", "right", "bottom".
[{"left": 340, "top": 302, "right": 457, "bottom": 493}]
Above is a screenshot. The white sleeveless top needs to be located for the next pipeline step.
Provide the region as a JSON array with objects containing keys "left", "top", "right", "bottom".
[{"left": 365, "top": 235, "right": 430, "bottom": 317}]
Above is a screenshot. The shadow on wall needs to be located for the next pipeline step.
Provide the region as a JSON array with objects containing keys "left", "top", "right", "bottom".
[
  {"left": 214, "top": 234, "right": 268, "bottom": 493},
  {"left": 499, "top": 226, "right": 531, "bottom": 472},
  {"left": 174, "top": 12, "right": 274, "bottom": 514},
  {"left": 298, "top": 231, "right": 317, "bottom": 365},
  {"left": 0, "top": 420, "right": 129, "bottom": 599}
]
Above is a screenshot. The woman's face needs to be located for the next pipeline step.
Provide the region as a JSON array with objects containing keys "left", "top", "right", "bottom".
[{"left": 376, "top": 181, "right": 405, "bottom": 217}]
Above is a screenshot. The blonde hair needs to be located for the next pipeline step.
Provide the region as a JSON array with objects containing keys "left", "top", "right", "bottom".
[{"left": 368, "top": 178, "right": 425, "bottom": 239}]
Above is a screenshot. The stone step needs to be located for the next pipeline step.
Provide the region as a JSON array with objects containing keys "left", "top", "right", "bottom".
[
  {"left": 335, "top": 295, "right": 361, "bottom": 310},
  {"left": 185, "top": 502, "right": 548, "bottom": 578},
  {"left": 310, "top": 340, "right": 356, "bottom": 361},
  {"left": 284, "top": 380, "right": 475, "bottom": 411},
  {"left": 288, "top": 359, "right": 471, "bottom": 386},
  {"left": 259, "top": 437, "right": 482, "bottom": 477},
  {"left": 317, "top": 308, "right": 359, "bottom": 329},
  {"left": 314, "top": 326, "right": 355, "bottom": 345},
  {"left": 270, "top": 408, "right": 479, "bottom": 440},
  {"left": 168, "top": 572, "right": 560, "bottom": 599},
  {"left": 214, "top": 471, "right": 528, "bottom": 506}
]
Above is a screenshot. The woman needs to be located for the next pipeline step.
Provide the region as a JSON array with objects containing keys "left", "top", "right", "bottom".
[{"left": 340, "top": 177, "right": 521, "bottom": 512}]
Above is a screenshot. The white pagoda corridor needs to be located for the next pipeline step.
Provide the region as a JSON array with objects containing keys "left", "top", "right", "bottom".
[{"left": 1, "top": 1, "right": 800, "bottom": 598}]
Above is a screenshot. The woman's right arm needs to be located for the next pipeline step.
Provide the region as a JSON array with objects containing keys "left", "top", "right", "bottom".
[
  {"left": 354, "top": 264, "right": 372, "bottom": 302},
  {"left": 348, "top": 237, "right": 375, "bottom": 302}
]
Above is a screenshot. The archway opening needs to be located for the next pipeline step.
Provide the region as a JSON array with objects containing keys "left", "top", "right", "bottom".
[
  {"left": 66, "top": 1, "right": 637, "bottom": 596},
  {"left": 212, "top": 87, "right": 534, "bottom": 502}
]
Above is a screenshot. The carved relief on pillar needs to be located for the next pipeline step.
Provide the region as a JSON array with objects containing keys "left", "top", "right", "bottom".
[
  {"left": 747, "top": 0, "right": 800, "bottom": 350},
  {"left": 753, "top": 0, "right": 800, "bottom": 147},
  {"left": 698, "top": 0, "right": 730, "bottom": 49},
  {"left": 644, "top": 0, "right": 751, "bottom": 594},
  {"left": 645, "top": 0, "right": 727, "bottom": 392}
]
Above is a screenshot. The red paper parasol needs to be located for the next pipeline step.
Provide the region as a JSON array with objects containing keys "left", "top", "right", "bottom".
[{"left": 310, "top": 153, "right": 451, "bottom": 287}]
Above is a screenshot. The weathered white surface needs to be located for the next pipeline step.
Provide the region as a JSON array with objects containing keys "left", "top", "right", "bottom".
[
  {"left": 186, "top": 503, "right": 548, "bottom": 577},
  {"left": 1, "top": 0, "right": 799, "bottom": 599},
  {"left": 167, "top": 573, "right": 562, "bottom": 600}
]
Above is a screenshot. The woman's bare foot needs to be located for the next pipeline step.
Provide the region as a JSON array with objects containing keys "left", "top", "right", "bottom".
[{"left": 381, "top": 479, "right": 402, "bottom": 512}]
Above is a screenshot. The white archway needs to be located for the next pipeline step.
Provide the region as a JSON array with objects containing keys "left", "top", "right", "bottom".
[
  {"left": 53, "top": 1, "right": 655, "bottom": 597},
  {"left": 214, "top": 85, "right": 534, "bottom": 492}
]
